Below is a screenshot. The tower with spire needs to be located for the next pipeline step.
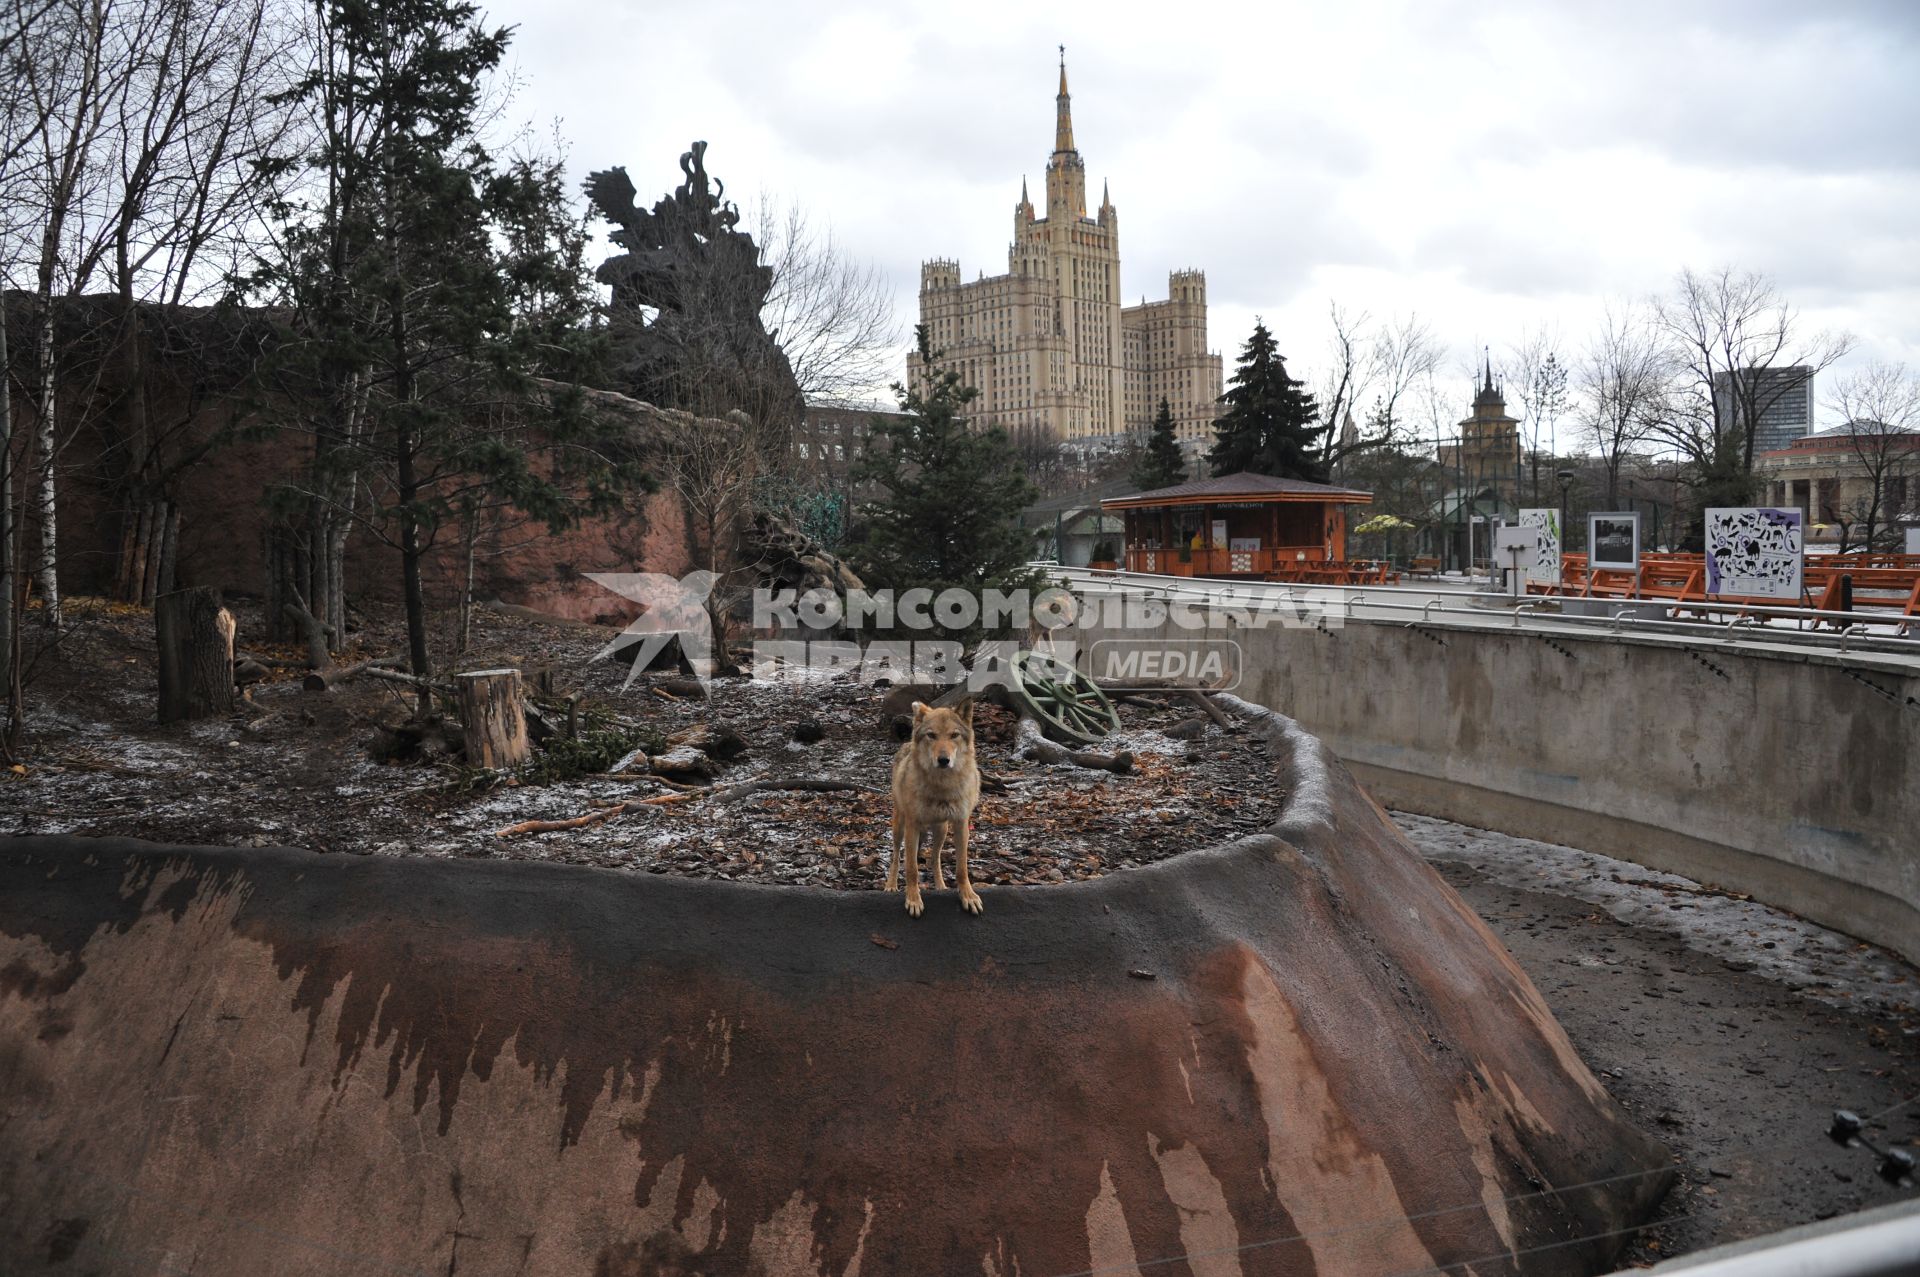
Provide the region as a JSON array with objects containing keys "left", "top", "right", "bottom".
[
  {"left": 1441, "top": 348, "right": 1524, "bottom": 511},
  {"left": 910, "top": 52, "right": 1222, "bottom": 455}
]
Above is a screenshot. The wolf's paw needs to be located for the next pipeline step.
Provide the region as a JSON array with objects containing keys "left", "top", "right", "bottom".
[
  {"left": 905, "top": 893, "right": 924, "bottom": 918},
  {"left": 959, "top": 887, "right": 983, "bottom": 915}
]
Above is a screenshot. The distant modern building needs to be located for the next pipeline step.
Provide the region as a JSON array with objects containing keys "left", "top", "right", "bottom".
[
  {"left": 1713, "top": 365, "right": 1815, "bottom": 457},
  {"left": 909, "top": 55, "right": 1223, "bottom": 458}
]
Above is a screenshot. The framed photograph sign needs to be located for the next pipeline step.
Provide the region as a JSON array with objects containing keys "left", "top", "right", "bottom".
[{"left": 1587, "top": 511, "right": 1640, "bottom": 572}]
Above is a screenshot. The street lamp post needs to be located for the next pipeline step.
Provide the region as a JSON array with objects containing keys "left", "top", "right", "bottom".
[{"left": 1556, "top": 469, "right": 1576, "bottom": 558}]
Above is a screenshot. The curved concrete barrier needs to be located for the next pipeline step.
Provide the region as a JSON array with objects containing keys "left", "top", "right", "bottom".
[
  {"left": 0, "top": 705, "right": 1669, "bottom": 1275},
  {"left": 1072, "top": 603, "right": 1920, "bottom": 966}
]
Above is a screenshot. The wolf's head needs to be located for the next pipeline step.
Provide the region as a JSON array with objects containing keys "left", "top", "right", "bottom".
[{"left": 910, "top": 701, "right": 975, "bottom": 773}]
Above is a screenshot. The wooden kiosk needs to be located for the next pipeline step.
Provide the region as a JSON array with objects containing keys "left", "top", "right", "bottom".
[{"left": 1101, "top": 472, "right": 1378, "bottom": 584}]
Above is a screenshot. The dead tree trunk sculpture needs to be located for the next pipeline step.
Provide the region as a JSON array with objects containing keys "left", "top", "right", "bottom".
[
  {"left": 456, "top": 669, "right": 530, "bottom": 769},
  {"left": 156, "top": 588, "right": 236, "bottom": 723}
]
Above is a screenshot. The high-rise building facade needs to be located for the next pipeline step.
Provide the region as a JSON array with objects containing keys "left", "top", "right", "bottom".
[
  {"left": 909, "top": 58, "right": 1223, "bottom": 456},
  {"left": 1713, "top": 365, "right": 1816, "bottom": 457}
]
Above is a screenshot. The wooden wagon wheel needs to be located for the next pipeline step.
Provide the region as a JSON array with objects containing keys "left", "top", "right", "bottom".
[{"left": 1009, "top": 649, "right": 1120, "bottom": 745}]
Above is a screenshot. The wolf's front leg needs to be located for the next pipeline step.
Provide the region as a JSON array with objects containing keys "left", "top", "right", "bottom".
[
  {"left": 955, "top": 817, "right": 982, "bottom": 915},
  {"left": 885, "top": 810, "right": 902, "bottom": 893},
  {"left": 928, "top": 821, "right": 948, "bottom": 889},
  {"left": 902, "top": 820, "right": 925, "bottom": 917}
]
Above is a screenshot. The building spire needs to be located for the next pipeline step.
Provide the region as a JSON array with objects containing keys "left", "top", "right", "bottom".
[
  {"left": 1055, "top": 46, "right": 1075, "bottom": 154},
  {"left": 1482, "top": 346, "right": 1493, "bottom": 394}
]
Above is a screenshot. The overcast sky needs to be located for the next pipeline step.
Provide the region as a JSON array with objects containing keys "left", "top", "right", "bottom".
[{"left": 488, "top": 0, "right": 1920, "bottom": 426}]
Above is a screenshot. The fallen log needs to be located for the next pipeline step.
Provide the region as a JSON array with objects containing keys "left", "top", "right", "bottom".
[
  {"left": 649, "top": 745, "right": 716, "bottom": 780},
  {"left": 302, "top": 655, "right": 406, "bottom": 692},
  {"left": 1094, "top": 675, "right": 1225, "bottom": 692},
  {"left": 361, "top": 666, "right": 456, "bottom": 696},
  {"left": 282, "top": 604, "right": 335, "bottom": 671},
  {"left": 1183, "top": 690, "right": 1235, "bottom": 730},
  {"left": 713, "top": 778, "right": 876, "bottom": 804},
  {"left": 1015, "top": 717, "right": 1133, "bottom": 774},
  {"left": 493, "top": 790, "right": 698, "bottom": 838},
  {"left": 666, "top": 722, "right": 748, "bottom": 760},
  {"left": 494, "top": 775, "right": 877, "bottom": 838},
  {"left": 651, "top": 676, "right": 708, "bottom": 700}
]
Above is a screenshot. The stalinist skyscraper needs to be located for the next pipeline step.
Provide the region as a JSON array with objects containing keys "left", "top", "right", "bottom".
[{"left": 909, "top": 55, "right": 1223, "bottom": 456}]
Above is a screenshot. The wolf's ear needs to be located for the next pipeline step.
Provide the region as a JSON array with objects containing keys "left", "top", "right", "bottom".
[
  {"left": 959, "top": 700, "right": 974, "bottom": 726},
  {"left": 910, "top": 701, "right": 928, "bottom": 721}
]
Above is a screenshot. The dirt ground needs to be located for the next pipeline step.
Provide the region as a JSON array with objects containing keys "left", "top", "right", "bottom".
[
  {"left": 1, "top": 597, "right": 1280, "bottom": 887},
  {"left": 4, "top": 597, "right": 1916, "bottom": 1267},
  {"left": 1401, "top": 813, "right": 1920, "bottom": 1266}
]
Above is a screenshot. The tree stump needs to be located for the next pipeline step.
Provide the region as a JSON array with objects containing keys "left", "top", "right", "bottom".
[
  {"left": 456, "top": 669, "right": 530, "bottom": 769},
  {"left": 156, "top": 588, "right": 237, "bottom": 723}
]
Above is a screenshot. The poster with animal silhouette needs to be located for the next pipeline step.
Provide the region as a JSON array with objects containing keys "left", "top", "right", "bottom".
[
  {"left": 1517, "top": 509, "right": 1560, "bottom": 586},
  {"left": 1705, "top": 507, "right": 1803, "bottom": 599}
]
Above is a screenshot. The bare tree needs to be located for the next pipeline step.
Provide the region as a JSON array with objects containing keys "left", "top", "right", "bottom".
[
  {"left": 1312, "top": 305, "right": 1440, "bottom": 477},
  {"left": 1824, "top": 362, "right": 1920, "bottom": 553},
  {"left": 751, "top": 194, "right": 898, "bottom": 409},
  {"left": 7, "top": 0, "right": 138, "bottom": 626},
  {"left": 1505, "top": 325, "right": 1569, "bottom": 505},
  {"left": 1577, "top": 301, "right": 1668, "bottom": 509},
  {"left": 1651, "top": 266, "right": 1853, "bottom": 507},
  {"left": 652, "top": 407, "right": 759, "bottom": 665},
  {"left": 95, "top": 0, "right": 294, "bottom": 604}
]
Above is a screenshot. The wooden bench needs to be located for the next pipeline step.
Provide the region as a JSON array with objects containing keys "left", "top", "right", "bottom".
[{"left": 1409, "top": 557, "right": 1441, "bottom": 578}]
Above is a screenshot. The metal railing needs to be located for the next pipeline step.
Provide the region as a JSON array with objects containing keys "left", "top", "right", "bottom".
[{"left": 1043, "top": 566, "right": 1920, "bottom": 663}]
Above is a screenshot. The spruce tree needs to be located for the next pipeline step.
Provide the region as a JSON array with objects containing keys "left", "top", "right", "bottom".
[
  {"left": 851, "top": 326, "right": 1040, "bottom": 639},
  {"left": 1129, "top": 397, "right": 1188, "bottom": 490},
  {"left": 256, "top": 0, "right": 635, "bottom": 703},
  {"left": 1208, "top": 320, "right": 1328, "bottom": 482}
]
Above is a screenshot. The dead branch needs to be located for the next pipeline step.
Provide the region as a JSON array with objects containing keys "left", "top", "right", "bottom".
[
  {"left": 303, "top": 655, "right": 406, "bottom": 691},
  {"left": 492, "top": 790, "right": 698, "bottom": 838},
  {"left": 282, "top": 604, "right": 336, "bottom": 670},
  {"left": 361, "top": 666, "right": 456, "bottom": 696},
  {"left": 1183, "top": 690, "right": 1235, "bottom": 730},
  {"left": 713, "top": 778, "right": 876, "bottom": 804},
  {"left": 1016, "top": 717, "right": 1134, "bottom": 774}
]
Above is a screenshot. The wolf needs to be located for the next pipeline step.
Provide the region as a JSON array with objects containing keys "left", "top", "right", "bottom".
[{"left": 886, "top": 701, "right": 984, "bottom": 917}]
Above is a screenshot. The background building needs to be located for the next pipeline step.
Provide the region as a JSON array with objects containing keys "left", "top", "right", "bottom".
[
  {"left": 1756, "top": 420, "right": 1918, "bottom": 550},
  {"left": 909, "top": 58, "right": 1223, "bottom": 458},
  {"left": 1714, "top": 365, "right": 1816, "bottom": 456},
  {"left": 1436, "top": 360, "right": 1523, "bottom": 508}
]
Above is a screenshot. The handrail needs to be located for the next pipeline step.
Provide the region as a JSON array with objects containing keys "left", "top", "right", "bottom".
[{"left": 1043, "top": 566, "right": 1920, "bottom": 663}]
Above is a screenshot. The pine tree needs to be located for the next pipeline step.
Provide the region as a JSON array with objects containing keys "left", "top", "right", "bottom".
[
  {"left": 851, "top": 326, "right": 1040, "bottom": 639},
  {"left": 256, "top": 0, "right": 635, "bottom": 704},
  {"left": 1208, "top": 320, "right": 1328, "bottom": 482},
  {"left": 1129, "top": 397, "right": 1188, "bottom": 490}
]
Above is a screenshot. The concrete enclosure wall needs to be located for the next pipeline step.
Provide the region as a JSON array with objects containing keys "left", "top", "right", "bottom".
[
  {"left": 1075, "top": 604, "right": 1920, "bottom": 964},
  {"left": 0, "top": 705, "right": 1671, "bottom": 1275}
]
